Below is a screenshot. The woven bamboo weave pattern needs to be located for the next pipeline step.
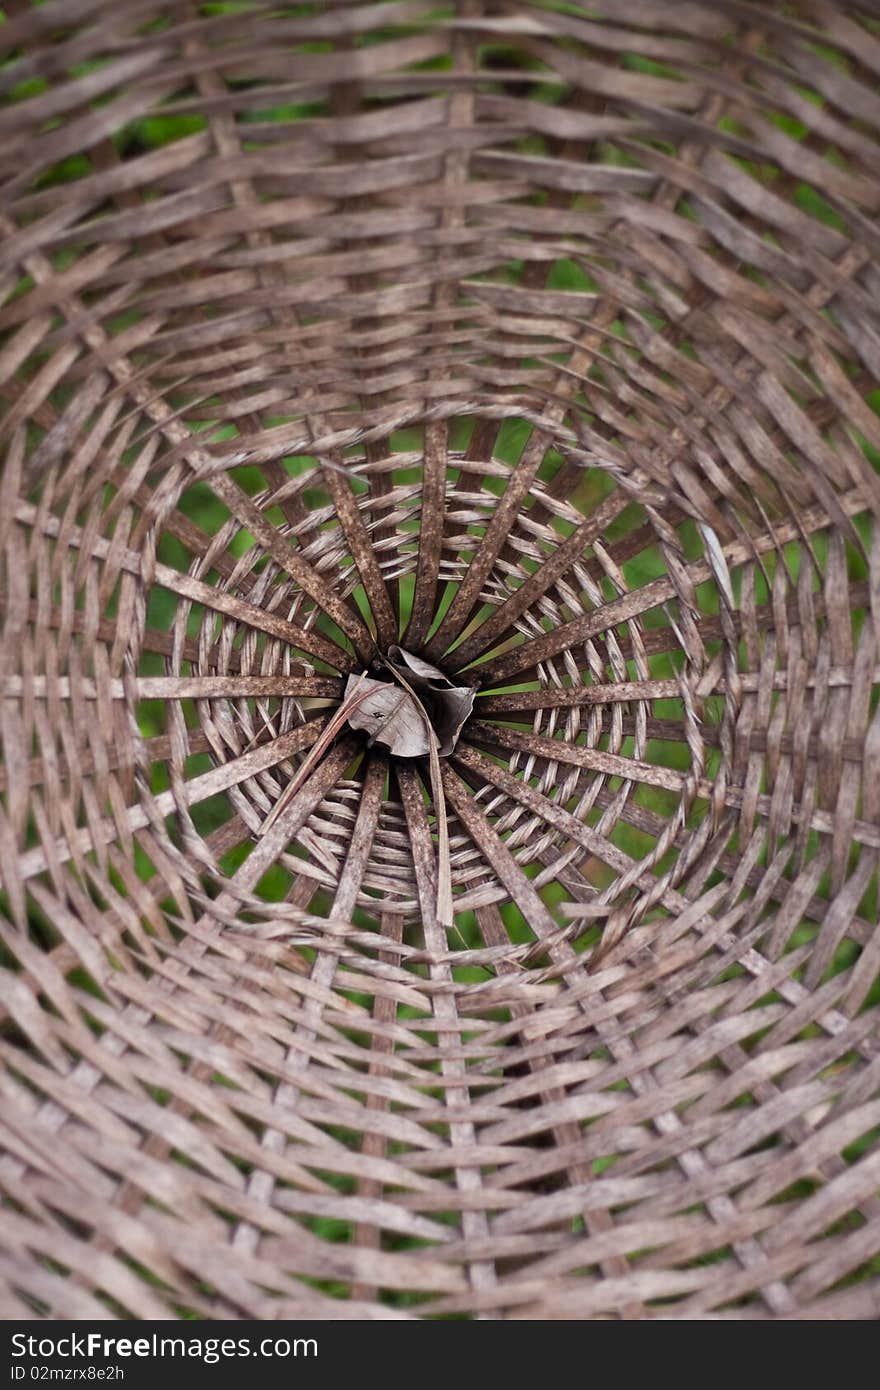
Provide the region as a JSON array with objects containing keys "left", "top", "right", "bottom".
[{"left": 1, "top": 0, "right": 879, "bottom": 1320}]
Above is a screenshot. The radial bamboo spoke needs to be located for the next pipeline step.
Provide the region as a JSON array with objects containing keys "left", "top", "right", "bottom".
[
  {"left": 404, "top": 418, "right": 448, "bottom": 649},
  {"left": 466, "top": 720, "right": 687, "bottom": 793},
  {"left": 209, "top": 471, "right": 375, "bottom": 662},
  {"left": 423, "top": 428, "right": 552, "bottom": 662},
  {"left": 6, "top": 717, "right": 329, "bottom": 886},
  {"left": 130, "top": 483, "right": 267, "bottom": 589},
  {"left": 470, "top": 486, "right": 870, "bottom": 687},
  {"left": 202, "top": 735, "right": 360, "bottom": 914},
  {"left": 16, "top": 500, "right": 355, "bottom": 671},
  {"left": 232, "top": 753, "right": 389, "bottom": 1252},
  {"left": 397, "top": 763, "right": 497, "bottom": 1298},
  {"left": 476, "top": 665, "right": 880, "bottom": 713},
  {"left": 449, "top": 491, "right": 628, "bottom": 669},
  {"left": 1, "top": 675, "right": 343, "bottom": 700},
  {"left": 321, "top": 458, "right": 397, "bottom": 650}
]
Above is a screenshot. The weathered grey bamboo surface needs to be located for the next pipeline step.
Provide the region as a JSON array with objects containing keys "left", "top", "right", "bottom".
[{"left": 1, "top": 0, "right": 879, "bottom": 1320}]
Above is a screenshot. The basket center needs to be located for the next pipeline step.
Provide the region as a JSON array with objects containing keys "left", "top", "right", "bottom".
[{"left": 342, "top": 645, "right": 475, "bottom": 759}]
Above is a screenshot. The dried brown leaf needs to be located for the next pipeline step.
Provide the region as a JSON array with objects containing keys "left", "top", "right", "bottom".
[
  {"left": 343, "top": 649, "right": 474, "bottom": 758},
  {"left": 343, "top": 674, "right": 432, "bottom": 757},
  {"left": 385, "top": 646, "right": 475, "bottom": 756}
]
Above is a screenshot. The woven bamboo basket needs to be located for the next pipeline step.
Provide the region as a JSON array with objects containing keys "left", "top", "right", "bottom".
[{"left": 1, "top": 0, "right": 879, "bottom": 1322}]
